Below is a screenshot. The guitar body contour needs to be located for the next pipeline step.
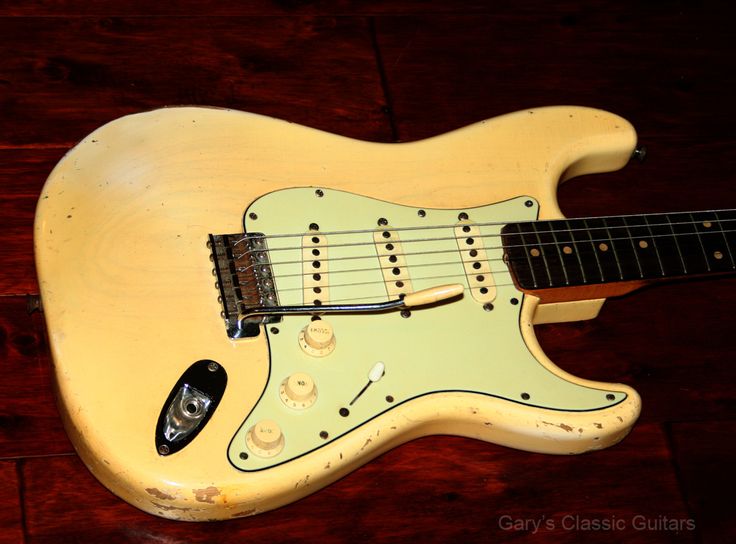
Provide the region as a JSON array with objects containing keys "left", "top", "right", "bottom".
[{"left": 35, "top": 106, "right": 641, "bottom": 520}]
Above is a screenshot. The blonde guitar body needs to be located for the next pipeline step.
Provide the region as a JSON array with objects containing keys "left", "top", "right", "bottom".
[{"left": 35, "top": 106, "right": 641, "bottom": 520}]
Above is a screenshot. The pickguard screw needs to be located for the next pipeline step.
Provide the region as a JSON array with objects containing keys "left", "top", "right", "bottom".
[
  {"left": 386, "top": 395, "right": 394, "bottom": 403},
  {"left": 521, "top": 392, "right": 531, "bottom": 400},
  {"left": 315, "top": 189, "right": 324, "bottom": 197},
  {"left": 606, "top": 394, "right": 615, "bottom": 401},
  {"left": 339, "top": 407, "right": 350, "bottom": 417},
  {"left": 458, "top": 212, "right": 469, "bottom": 220},
  {"left": 510, "top": 298, "right": 519, "bottom": 305},
  {"left": 319, "top": 431, "right": 329, "bottom": 439},
  {"left": 207, "top": 362, "right": 219, "bottom": 372},
  {"left": 309, "top": 223, "right": 319, "bottom": 231},
  {"left": 417, "top": 209, "right": 426, "bottom": 217},
  {"left": 249, "top": 212, "right": 258, "bottom": 220},
  {"left": 377, "top": 217, "right": 388, "bottom": 226},
  {"left": 270, "top": 327, "right": 280, "bottom": 334},
  {"left": 401, "top": 310, "right": 411, "bottom": 318},
  {"left": 158, "top": 445, "right": 170, "bottom": 455},
  {"left": 525, "top": 200, "right": 533, "bottom": 208},
  {"left": 239, "top": 452, "right": 248, "bottom": 460}
]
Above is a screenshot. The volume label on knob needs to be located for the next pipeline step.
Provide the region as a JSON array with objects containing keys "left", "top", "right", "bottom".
[{"left": 298, "top": 319, "right": 336, "bottom": 357}]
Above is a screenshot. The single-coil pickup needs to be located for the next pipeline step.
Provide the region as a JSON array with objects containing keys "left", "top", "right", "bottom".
[
  {"left": 455, "top": 221, "right": 496, "bottom": 303},
  {"left": 303, "top": 233, "right": 329, "bottom": 305},
  {"left": 374, "top": 228, "right": 413, "bottom": 298}
]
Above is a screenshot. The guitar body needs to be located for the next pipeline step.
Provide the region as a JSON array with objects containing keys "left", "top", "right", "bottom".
[{"left": 35, "top": 106, "right": 641, "bottom": 520}]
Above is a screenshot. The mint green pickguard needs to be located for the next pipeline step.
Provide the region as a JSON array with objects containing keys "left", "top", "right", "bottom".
[{"left": 228, "top": 188, "right": 625, "bottom": 471}]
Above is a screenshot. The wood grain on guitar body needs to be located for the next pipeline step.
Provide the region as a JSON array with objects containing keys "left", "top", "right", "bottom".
[{"left": 34, "top": 106, "right": 735, "bottom": 520}]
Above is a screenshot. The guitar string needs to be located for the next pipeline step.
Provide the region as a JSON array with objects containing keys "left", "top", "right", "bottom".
[
  {"left": 232, "top": 208, "right": 736, "bottom": 245},
  {"left": 230, "top": 233, "right": 735, "bottom": 307},
  {"left": 233, "top": 226, "right": 736, "bottom": 278},
  {"left": 231, "top": 216, "right": 736, "bottom": 263}
]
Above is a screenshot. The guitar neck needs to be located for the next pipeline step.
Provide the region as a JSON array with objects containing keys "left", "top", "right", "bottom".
[{"left": 501, "top": 209, "right": 736, "bottom": 302}]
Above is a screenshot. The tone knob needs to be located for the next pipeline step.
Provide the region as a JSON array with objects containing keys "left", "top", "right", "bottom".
[
  {"left": 245, "top": 419, "right": 284, "bottom": 457},
  {"left": 298, "top": 319, "right": 336, "bottom": 357},
  {"left": 280, "top": 372, "right": 318, "bottom": 409}
]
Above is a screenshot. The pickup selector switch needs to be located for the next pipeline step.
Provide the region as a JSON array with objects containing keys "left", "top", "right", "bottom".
[
  {"left": 298, "top": 319, "right": 336, "bottom": 357},
  {"left": 280, "top": 372, "right": 318, "bottom": 409},
  {"left": 246, "top": 419, "right": 285, "bottom": 458}
]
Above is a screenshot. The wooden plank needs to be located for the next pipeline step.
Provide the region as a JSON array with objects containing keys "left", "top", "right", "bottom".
[
  {"left": 0, "top": 149, "right": 65, "bottom": 295},
  {"left": 22, "top": 423, "right": 693, "bottom": 542},
  {"left": 0, "top": 296, "right": 73, "bottom": 459},
  {"left": 535, "top": 276, "right": 736, "bottom": 425},
  {"left": 0, "top": 16, "right": 390, "bottom": 147},
  {"left": 375, "top": 9, "right": 736, "bottom": 144},
  {"left": 1, "top": 1, "right": 497, "bottom": 17},
  {"left": 669, "top": 421, "right": 736, "bottom": 544},
  {"left": 0, "top": 461, "right": 23, "bottom": 544}
]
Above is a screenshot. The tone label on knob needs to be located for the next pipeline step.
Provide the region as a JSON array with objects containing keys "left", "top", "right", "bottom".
[
  {"left": 298, "top": 319, "right": 336, "bottom": 357},
  {"left": 246, "top": 419, "right": 285, "bottom": 457}
]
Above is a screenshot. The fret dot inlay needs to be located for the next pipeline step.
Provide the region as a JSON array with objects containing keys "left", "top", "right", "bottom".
[
  {"left": 639, "top": 240, "right": 649, "bottom": 249},
  {"left": 563, "top": 246, "right": 573, "bottom": 254},
  {"left": 599, "top": 243, "right": 609, "bottom": 252},
  {"left": 715, "top": 251, "right": 724, "bottom": 260},
  {"left": 530, "top": 248, "right": 540, "bottom": 257}
]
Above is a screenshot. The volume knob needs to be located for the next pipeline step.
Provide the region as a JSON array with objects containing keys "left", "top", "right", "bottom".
[
  {"left": 246, "top": 419, "right": 284, "bottom": 457},
  {"left": 280, "top": 372, "right": 317, "bottom": 409},
  {"left": 298, "top": 319, "right": 336, "bottom": 357}
]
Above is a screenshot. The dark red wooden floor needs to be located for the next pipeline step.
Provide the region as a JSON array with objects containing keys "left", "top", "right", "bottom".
[{"left": 1, "top": 1, "right": 735, "bottom": 542}]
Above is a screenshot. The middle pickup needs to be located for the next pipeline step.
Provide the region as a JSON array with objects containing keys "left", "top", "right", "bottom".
[
  {"left": 373, "top": 226, "right": 414, "bottom": 299},
  {"left": 455, "top": 220, "right": 496, "bottom": 303}
]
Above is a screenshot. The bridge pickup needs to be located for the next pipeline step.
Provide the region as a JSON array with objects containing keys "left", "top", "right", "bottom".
[
  {"left": 209, "top": 232, "right": 280, "bottom": 338},
  {"left": 374, "top": 226, "right": 413, "bottom": 298},
  {"left": 455, "top": 220, "right": 496, "bottom": 303}
]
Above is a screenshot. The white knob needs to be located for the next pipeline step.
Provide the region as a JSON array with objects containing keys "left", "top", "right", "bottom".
[
  {"left": 246, "top": 419, "right": 284, "bottom": 457},
  {"left": 280, "top": 373, "right": 318, "bottom": 409},
  {"left": 298, "top": 319, "right": 336, "bottom": 357}
]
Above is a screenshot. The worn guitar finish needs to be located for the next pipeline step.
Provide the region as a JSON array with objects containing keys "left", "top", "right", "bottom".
[{"left": 35, "top": 106, "right": 646, "bottom": 520}]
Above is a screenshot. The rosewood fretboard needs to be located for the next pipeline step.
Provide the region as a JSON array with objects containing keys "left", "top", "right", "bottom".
[{"left": 501, "top": 210, "right": 736, "bottom": 291}]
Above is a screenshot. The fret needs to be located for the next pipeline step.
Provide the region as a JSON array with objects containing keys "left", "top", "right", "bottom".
[
  {"left": 691, "top": 211, "right": 734, "bottom": 273},
  {"left": 584, "top": 218, "right": 623, "bottom": 282},
  {"left": 568, "top": 218, "right": 604, "bottom": 283},
  {"left": 621, "top": 215, "right": 664, "bottom": 278},
  {"left": 689, "top": 212, "right": 711, "bottom": 271},
  {"left": 560, "top": 221, "right": 588, "bottom": 284},
  {"left": 529, "top": 221, "right": 554, "bottom": 287},
  {"left": 643, "top": 217, "right": 665, "bottom": 276},
  {"left": 713, "top": 210, "right": 736, "bottom": 269},
  {"left": 548, "top": 226, "right": 570, "bottom": 285},
  {"left": 601, "top": 216, "right": 640, "bottom": 280},
  {"left": 620, "top": 217, "right": 644, "bottom": 278},
  {"left": 500, "top": 222, "right": 539, "bottom": 289},
  {"left": 514, "top": 222, "right": 540, "bottom": 289},
  {"left": 650, "top": 214, "right": 687, "bottom": 275},
  {"left": 655, "top": 214, "right": 687, "bottom": 274},
  {"left": 665, "top": 212, "right": 710, "bottom": 275}
]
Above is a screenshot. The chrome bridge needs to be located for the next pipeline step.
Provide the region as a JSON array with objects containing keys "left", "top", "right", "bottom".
[{"left": 208, "top": 232, "right": 280, "bottom": 338}]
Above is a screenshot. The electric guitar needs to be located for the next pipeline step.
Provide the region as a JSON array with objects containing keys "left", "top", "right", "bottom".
[{"left": 34, "top": 106, "right": 735, "bottom": 520}]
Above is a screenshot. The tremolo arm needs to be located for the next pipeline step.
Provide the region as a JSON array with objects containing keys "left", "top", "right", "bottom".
[{"left": 237, "top": 283, "right": 464, "bottom": 329}]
